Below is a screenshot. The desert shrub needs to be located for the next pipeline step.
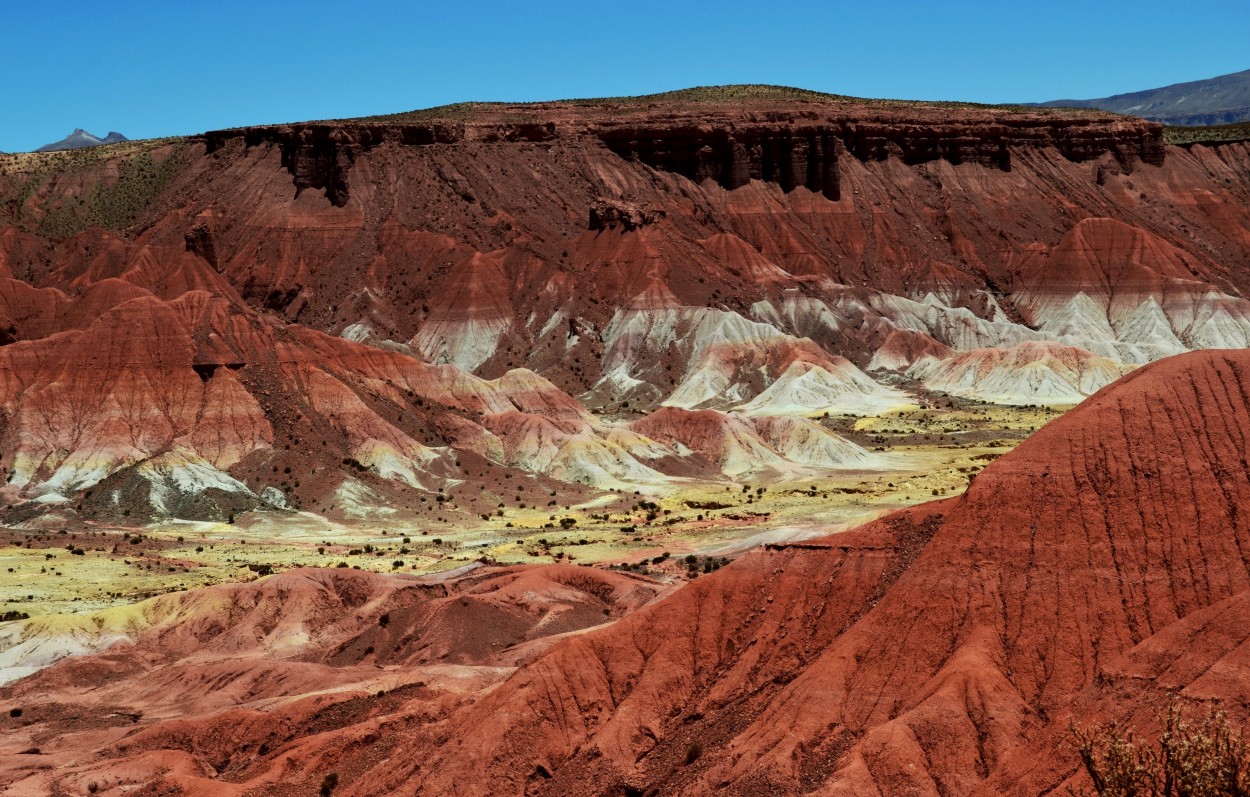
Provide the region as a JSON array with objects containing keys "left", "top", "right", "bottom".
[
  {"left": 1072, "top": 702, "right": 1250, "bottom": 796},
  {"left": 319, "top": 773, "right": 339, "bottom": 796}
]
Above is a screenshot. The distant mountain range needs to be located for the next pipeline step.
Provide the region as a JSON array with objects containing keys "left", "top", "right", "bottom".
[
  {"left": 1035, "top": 68, "right": 1250, "bottom": 126},
  {"left": 36, "top": 128, "right": 128, "bottom": 153}
]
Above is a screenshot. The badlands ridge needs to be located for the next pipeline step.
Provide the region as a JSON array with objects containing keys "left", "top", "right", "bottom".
[
  {"left": 0, "top": 88, "right": 1246, "bottom": 521},
  {"left": 0, "top": 87, "right": 1247, "bottom": 794},
  {"left": 1, "top": 348, "right": 1248, "bottom": 795}
]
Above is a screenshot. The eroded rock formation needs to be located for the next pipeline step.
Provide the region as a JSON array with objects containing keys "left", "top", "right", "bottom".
[
  {"left": 5, "top": 351, "right": 1250, "bottom": 795},
  {"left": 0, "top": 90, "right": 1247, "bottom": 515}
]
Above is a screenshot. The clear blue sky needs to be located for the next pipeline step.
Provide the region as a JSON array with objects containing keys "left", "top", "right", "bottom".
[{"left": 3, "top": 0, "right": 1247, "bottom": 152}]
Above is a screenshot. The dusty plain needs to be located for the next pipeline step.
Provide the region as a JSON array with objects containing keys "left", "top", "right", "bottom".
[{"left": 0, "top": 401, "right": 1060, "bottom": 620}]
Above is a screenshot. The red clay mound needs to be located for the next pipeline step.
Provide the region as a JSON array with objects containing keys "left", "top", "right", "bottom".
[
  {"left": 2, "top": 350, "right": 1250, "bottom": 794},
  {"left": 984, "top": 587, "right": 1250, "bottom": 796},
  {"left": 340, "top": 349, "right": 1250, "bottom": 796},
  {"left": 0, "top": 285, "right": 604, "bottom": 520},
  {"left": 0, "top": 564, "right": 667, "bottom": 796}
]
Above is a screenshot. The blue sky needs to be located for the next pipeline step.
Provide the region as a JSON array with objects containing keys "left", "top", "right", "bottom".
[{"left": 3, "top": 0, "right": 1247, "bottom": 152}]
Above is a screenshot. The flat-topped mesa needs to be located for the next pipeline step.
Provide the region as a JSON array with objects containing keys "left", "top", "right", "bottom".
[
  {"left": 596, "top": 116, "right": 1166, "bottom": 199},
  {"left": 204, "top": 125, "right": 456, "bottom": 207},
  {"left": 596, "top": 125, "right": 846, "bottom": 199},
  {"left": 200, "top": 100, "right": 1165, "bottom": 205},
  {"left": 202, "top": 122, "right": 555, "bottom": 206}
]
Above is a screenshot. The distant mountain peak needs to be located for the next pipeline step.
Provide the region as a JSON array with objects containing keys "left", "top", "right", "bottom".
[
  {"left": 35, "top": 128, "right": 129, "bottom": 153},
  {"left": 1035, "top": 68, "right": 1250, "bottom": 126}
]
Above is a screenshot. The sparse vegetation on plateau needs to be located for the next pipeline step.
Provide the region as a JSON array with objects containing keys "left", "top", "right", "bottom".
[
  {"left": 1165, "top": 122, "right": 1250, "bottom": 146},
  {"left": 35, "top": 144, "right": 188, "bottom": 238},
  {"left": 353, "top": 84, "right": 1104, "bottom": 125}
]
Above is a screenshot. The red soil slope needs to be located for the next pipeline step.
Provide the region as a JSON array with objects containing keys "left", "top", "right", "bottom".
[
  {"left": 0, "top": 564, "right": 668, "bottom": 796},
  {"left": 0, "top": 282, "right": 599, "bottom": 521},
  {"left": 364, "top": 348, "right": 1250, "bottom": 796},
  {"left": 3, "top": 349, "right": 1248, "bottom": 795}
]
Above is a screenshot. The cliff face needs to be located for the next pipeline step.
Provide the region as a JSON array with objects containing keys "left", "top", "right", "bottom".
[
  {"left": 205, "top": 122, "right": 477, "bottom": 207},
  {"left": 199, "top": 104, "right": 1165, "bottom": 208},
  {"left": 597, "top": 113, "right": 1165, "bottom": 200}
]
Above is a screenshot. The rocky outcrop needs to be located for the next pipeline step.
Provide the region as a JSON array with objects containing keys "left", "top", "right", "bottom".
[
  {"left": 599, "top": 124, "right": 848, "bottom": 198},
  {"left": 588, "top": 198, "right": 665, "bottom": 230},
  {"left": 202, "top": 120, "right": 560, "bottom": 206},
  {"left": 597, "top": 113, "right": 1165, "bottom": 198}
]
